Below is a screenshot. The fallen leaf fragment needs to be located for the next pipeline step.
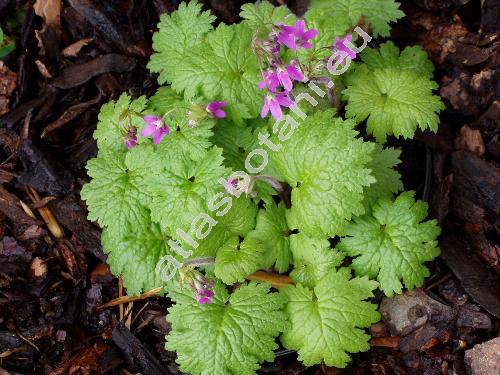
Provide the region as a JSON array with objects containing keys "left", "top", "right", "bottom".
[
  {"left": 34, "top": 0, "right": 62, "bottom": 29},
  {"left": 62, "top": 38, "right": 93, "bottom": 57}
]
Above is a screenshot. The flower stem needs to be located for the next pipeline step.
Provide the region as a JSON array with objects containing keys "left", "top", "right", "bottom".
[{"left": 183, "top": 257, "right": 216, "bottom": 267}]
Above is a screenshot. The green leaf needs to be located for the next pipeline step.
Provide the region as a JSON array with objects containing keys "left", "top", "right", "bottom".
[
  {"left": 214, "top": 232, "right": 264, "bottom": 285},
  {"left": 93, "top": 93, "right": 148, "bottom": 154},
  {"left": 143, "top": 87, "right": 217, "bottom": 162},
  {"left": 281, "top": 269, "right": 380, "bottom": 367},
  {"left": 304, "top": 5, "right": 354, "bottom": 57},
  {"left": 143, "top": 146, "right": 229, "bottom": 232},
  {"left": 0, "top": 26, "right": 16, "bottom": 59},
  {"left": 343, "top": 43, "right": 445, "bottom": 143},
  {"left": 148, "top": 1, "right": 216, "bottom": 85},
  {"left": 240, "top": 1, "right": 295, "bottom": 33},
  {"left": 308, "top": 0, "right": 404, "bottom": 37},
  {"left": 147, "top": 86, "right": 187, "bottom": 113},
  {"left": 247, "top": 203, "right": 341, "bottom": 277},
  {"left": 252, "top": 202, "right": 292, "bottom": 273},
  {"left": 270, "top": 110, "right": 375, "bottom": 237},
  {"left": 102, "top": 219, "right": 174, "bottom": 296},
  {"left": 166, "top": 281, "right": 288, "bottom": 375},
  {"left": 211, "top": 124, "right": 280, "bottom": 204},
  {"left": 358, "top": 41, "right": 434, "bottom": 78},
  {"left": 153, "top": 110, "right": 216, "bottom": 163},
  {"left": 153, "top": 19, "right": 263, "bottom": 124},
  {"left": 289, "top": 234, "right": 344, "bottom": 289},
  {"left": 211, "top": 122, "right": 256, "bottom": 171},
  {"left": 80, "top": 148, "right": 151, "bottom": 236},
  {"left": 185, "top": 196, "right": 258, "bottom": 258},
  {"left": 337, "top": 191, "right": 441, "bottom": 296},
  {"left": 362, "top": 143, "right": 403, "bottom": 210}
]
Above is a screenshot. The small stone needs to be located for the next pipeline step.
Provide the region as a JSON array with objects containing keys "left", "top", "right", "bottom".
[
  {"left": 380, "top": 289, "right": 455, "bottom": 336},
  {"left": 457, "top": 304, "right": 492, "bottom": 330},
  {"left": 56, "top": 330, "right": 66, "bottom": 342},
  {"left": 455, "top": 125, "right": 485, "bottom": 156},
  {"left": 30, "top": 257, "right": 48, "bottom": 280},
  {"left": 464, "top": 337, "right": 500, "bottom": 375}
]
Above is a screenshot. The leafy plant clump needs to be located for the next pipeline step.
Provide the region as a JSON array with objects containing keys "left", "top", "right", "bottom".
[{"left": 81, "top": 1, "right": 443, "bottom": 373}]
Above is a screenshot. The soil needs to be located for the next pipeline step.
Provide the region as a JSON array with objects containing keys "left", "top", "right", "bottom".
[{"left": 0, "top": 0, "right": 498, "bottom": 374}]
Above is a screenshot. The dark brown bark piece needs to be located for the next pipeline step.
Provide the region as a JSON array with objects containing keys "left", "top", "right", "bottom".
[
  {"left": 450, "top": 150, "right": 499, "bottom": 230},
  {"left": 41, "top": 95, "right": 100, "bottom": 138},
  {"left": 68, "top": 0, "right": 130, "bottom": 51},
  {"left": 439, "top": 236, "right": 500, "bottom": 318},
  {"left": 51, "top": 54, "right": 136, "bottom": 89},
  {"left": 112, "top": 323, "right": 169, "bottom": 375},
  {"left": 51, "top": 193, "right": 104, "bottom": 261},
  {"left": 0, "top": 185, "right": 42, "bottom": 239},
  {"left": 18, "top": 138, "right": 74, "bottom": 197}
]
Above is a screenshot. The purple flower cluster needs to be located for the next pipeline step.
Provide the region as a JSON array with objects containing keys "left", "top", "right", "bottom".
[
  {"left": 123, "top": 101, "right": 227, "bottom": 149},
  {"left": 258, "top": 20, "right": 318, "bottom": 121}
]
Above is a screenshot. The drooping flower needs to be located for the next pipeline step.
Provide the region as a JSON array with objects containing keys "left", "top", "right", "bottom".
[
  {"left": 206, "top": 101, "right": 227, "bottom": 119},
  {"left": 225, "top": 178, "right": 239, "bottom": 192},
  {"left": 335, "top": 35, "right": 357, "bottom": 60},
  {"left": 184, "top": 269, "right": 215, "bottom": 305},
  {"left": 224, "top": 177, "right": 251, "bottom": 196},
  {"left": 261, "top": 91, "right": 294, "bottom": 121},
  {"left": 197, "top": 288, "right": 215, "bottom": 305},
  {"left": 277, "top": 20, "right": 318, "bottom": 51},
  {"left": 141, "top": 115, "right": 170, "bottom": 145},
  {"left": 123, "top": 129, "right": 137, "bottom": 149}
]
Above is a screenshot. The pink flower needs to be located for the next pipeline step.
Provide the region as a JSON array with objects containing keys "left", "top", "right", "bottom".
[
  {"left": 197, "top": 288, "right": 214, "bottom": 305},
  {"left": 141, "top": 115, "right": 170, "bottom": 145},
  {"left": 259, "top": 62, "right": 304, "bottom": 92},
  {"left": 258, "top": 70, "right": 280, "bottom": 92},
  {"left": 190, "top": 274, "right": 215, "bottom": 305},
  {"left": 224, "top": 178, "right": 239, "bottom": 192},
  {"left": 277, "top": 62, "right": 305, "bottom": 91},
  {"left": 261, "top": 92, "right": 294, "bottom": 121},
  {"left": 206, "top": 101, "right": 227, "bottom": 119},
  {"left": 335, "top": 35, "right": 357, "bottom": 60},
  {"left": 278, "top": 20, "right": 318, "bottom": 50},
  {"left": 123, "top": 129, "right": 137, "bottom": 149}
]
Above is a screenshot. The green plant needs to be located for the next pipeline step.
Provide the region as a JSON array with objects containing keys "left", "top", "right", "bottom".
[
  {"left": 81, "top": 1, "right": 443, "bottom": 373},
  {"left": 0, "top": 26, "right": 16, "bottom": 58}
]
